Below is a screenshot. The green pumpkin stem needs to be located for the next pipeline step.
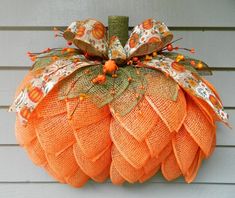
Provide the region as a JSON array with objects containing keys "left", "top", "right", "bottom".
[{"left": 108, "top": 16, "right": 129, "bottom": 46}]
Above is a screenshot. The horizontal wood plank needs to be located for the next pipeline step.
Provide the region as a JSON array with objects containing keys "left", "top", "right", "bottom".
[
  {"left": 0, "top": 0, "right": 234, "bottom": 196},
  {"left": 0, "top": 69, "right": 28, "bottom": 106},
  {"left": 0, "top": 183, "right": 234, "bottom": 198},
  {"left": 0, "top": 71, "right": 234, "bottom": 107},
  {"left": 0, "top": 0, "right": 235, "bottom": 27},
  {"left": 206, "top": 71, "right": 235, "bottom": 107},
  {"left": 1, "top": 108, "right": 234, "bottom": 145},
  {"left": 0, "top": 147, "right": 234, "bottom": 183},
  {"left": 0, "top": 30, "right": 235, "bottom": 67}
]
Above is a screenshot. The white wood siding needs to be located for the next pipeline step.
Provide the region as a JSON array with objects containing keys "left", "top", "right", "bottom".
[{"left": 0, "top": 0, "right": 234, "bottom": 197}]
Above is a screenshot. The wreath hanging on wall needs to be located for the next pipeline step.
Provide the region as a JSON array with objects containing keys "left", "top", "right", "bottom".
[{"left": 10, "top": 16, "right": 229, "bottom": 187}]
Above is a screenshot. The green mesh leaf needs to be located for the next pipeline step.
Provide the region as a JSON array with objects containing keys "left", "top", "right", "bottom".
[
  {"left": 58, "top": 65, "right": 130, "bottom": 108},
  {"left": 110, "top": 66, "right": 148, "bottom": 116},
  {"left": 32, "top": 49, "right": 80, "bottom": 71},
  {"left": 142, "top": 67, "right": 179, "bottom": 101},
  {"left": 58, "top": 64, "right": 179, "bottom": 116},
  {"left": 110, "top": 66, "right": 178, "bottom": 116},
  {"left": 162, "top": 52, "right": 212, "bottom": 76}
]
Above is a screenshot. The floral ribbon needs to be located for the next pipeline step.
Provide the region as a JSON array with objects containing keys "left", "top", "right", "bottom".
[{"left": 9, "top": 18, "right": 228, "bottom": 124}]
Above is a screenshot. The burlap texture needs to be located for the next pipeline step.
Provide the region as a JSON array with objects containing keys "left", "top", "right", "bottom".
[{"left": 15, "top": 67, "right": 217, "bottom": 187}]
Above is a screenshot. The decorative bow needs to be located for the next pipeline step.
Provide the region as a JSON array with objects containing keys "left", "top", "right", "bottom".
[
  {"left": 62, "top": 18, "right": 173, "bottom": 61},
  {"left": 9, "top": 18, "right": 228, "bottom": 125}
]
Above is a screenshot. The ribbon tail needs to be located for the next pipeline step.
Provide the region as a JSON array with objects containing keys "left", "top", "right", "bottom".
[
  {"left": 140, "top": 55, "right": 229, "bottom": 125},
  {"left": 10, "top": 54, "right": 101, "bottom": 124}
]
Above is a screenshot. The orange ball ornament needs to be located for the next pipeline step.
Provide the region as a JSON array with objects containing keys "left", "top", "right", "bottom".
[{"left": 103, "top": 60, "right": 118, "bottom": 74}]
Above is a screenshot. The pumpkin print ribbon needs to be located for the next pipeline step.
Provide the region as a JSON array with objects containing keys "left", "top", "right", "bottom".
[
  {"left": 9, "top": 18, "right": 228, "bottom": 125},
  {"left": 63, "top": 18, "right": 173, "bottom": 61}
]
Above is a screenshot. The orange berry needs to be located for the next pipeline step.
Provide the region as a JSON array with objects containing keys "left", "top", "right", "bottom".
[
  {"left": 190, "top": 60, "right": 196, "bottom": 66},
  {"left": 197, "top": 62, "right": 203, "bottom": 69},
  {"left": 132, "top": 57, "right": 139, "bottom": 62},
  {"left": 67, "top": 41, "right": 73, "bottom": 46},
  {"left": 79, "top": 93, "right": 87, "bottom": 101},
  {"left": 127, "top": 60, "right": 133, "bottom": 65},
  {"left": 128, "top": 77, "right": 132, "bottom": 82},
  {"left": 52, "top": 56, "right": 59, "bottom": 61},
  {"left": 84, "top": 69, "right": 91, "bottom": 74},
  {"left": 42, "top": 48, "right": 51, "bottom": 53},
  {"left": 152, "top": 51, "right": 157, "bottom": 57},
  {"left": 92, "top": 74, "right": 106, "bottom": 84},
  {"left": 66, "top": 48, "right": 75, "bottom": 53},
  {"left": 30, "top": 56, "right": 36, "bottom": 61},
  {"left": 175, "top": 54, "right": 184, "bottom": 62},
  {"left": 167, "top": 44, "right": 173, "bottom": 51},
  {"left": 145, "top": 55, "right": 152, "bottom": 60},
  {"left": 103, "top": 60, "right": 118, "bottom": 74},
  {"left": 112, "top": 74, "right": 118, "bottom": 78},
  {"left": 79, "top": 96, "right": 84, "bottom": 101},
  {"left": 190, "top": 48, "right": 195, "bottom": 53}
]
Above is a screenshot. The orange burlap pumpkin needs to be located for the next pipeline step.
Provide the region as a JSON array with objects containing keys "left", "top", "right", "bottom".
[
  {"left": 15, "top": 68, "right": 219, "bottom": 187},
  {"left": 11, "top": 17, "right": 228, "bottom": 188}
]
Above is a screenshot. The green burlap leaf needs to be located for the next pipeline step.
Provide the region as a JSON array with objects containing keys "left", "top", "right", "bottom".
[
  {"left": 142, "top": 67, "right": 179, "bottom": 101},
  {"left": 110, "top": 66, "right": 148, "bottom": 116},
  {"left": 162, "top": 52, "right": 212, "bottom": 76},
  {"left": 58, "top": 63, "right": 179, "bottom": 116},
  {"left": 58, "top": 65, "right": 130, "bottom": 108},
  {"left": 32, "top": 49, "right": 80, "bottom": 71}
]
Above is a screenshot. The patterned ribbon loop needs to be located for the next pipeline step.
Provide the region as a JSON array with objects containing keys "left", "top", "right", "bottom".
[
  {"left": 108, "top": 36, "right": 127, "bottom": 64},
  {"left": 124, "top": 19, "right": 173, "bottom": 58},
  {"left": 63, "top": 19, "right": 108, "bottom": 58},
  {"left": 63, "top": 18, "right": 173, "bottom": 60}
]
